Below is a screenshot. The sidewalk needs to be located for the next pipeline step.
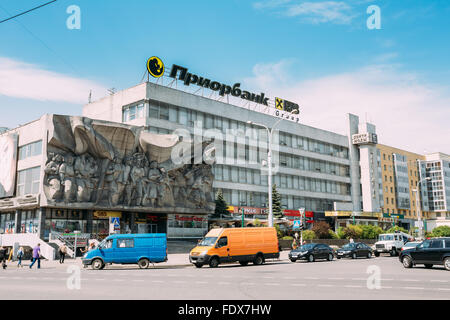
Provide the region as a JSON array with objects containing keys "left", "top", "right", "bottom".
[{"left": 4, "top": 251, "right": 290, "bottom": 269}]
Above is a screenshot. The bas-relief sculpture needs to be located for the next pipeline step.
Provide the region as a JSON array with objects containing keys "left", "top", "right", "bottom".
[{"left": 43, "top": 115, "right": 215, "bottom": 212}]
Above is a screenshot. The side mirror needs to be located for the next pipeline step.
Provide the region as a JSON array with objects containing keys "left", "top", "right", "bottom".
[{"left": 215, "top": 243, "right": 219, "bottom": 249}]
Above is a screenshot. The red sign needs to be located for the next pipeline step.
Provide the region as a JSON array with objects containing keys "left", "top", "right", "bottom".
[{"left": 175, "top": 215, "right": 207, "bottom": 222}]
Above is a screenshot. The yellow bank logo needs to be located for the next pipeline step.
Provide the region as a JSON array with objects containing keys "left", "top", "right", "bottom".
[
  {"left": 275, "top": 97, "right": 284, "bottom": 110},
  {"left": 147, "top": 56, "right": 165, "bottom": 78}
]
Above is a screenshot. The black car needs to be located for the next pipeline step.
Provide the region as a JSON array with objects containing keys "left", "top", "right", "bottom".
[
  {"left": 336, "top": 242, "right": 373, "bottom": 259},
  {"left": 289, "top": 243, "right": 335, "bottom": 262},
  {"left": 400, "top": 237, "right": 450, "bottom": 271}
]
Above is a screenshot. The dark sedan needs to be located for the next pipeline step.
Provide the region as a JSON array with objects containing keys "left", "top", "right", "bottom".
[
  {"left": 336, "top": 242, "right": 373, "bottom": 259},
  {"left": 400, "top": 237, "right": 450, "bottom": 271},
  {"left": 289, "top": 243, "right": 335, "bottom": 263}
]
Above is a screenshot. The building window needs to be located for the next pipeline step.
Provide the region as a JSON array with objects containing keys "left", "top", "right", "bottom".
[
  {"left": 18, "top": 140, "right": 42, "bottom": 160},
  {"left": 123, "top": 102, "right": 145, "bottom": 122},
  {"left": 17, "top": 166, "right": 40, "bottom": 196}
]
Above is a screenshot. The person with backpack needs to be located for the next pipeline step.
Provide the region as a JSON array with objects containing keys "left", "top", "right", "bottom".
[{"left": 17, "top": 247, "right": 24, "bottom": 268}]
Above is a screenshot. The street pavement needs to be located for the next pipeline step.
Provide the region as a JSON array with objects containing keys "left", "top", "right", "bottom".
[{"left": 0, "top": 251, "right": 449, "bottom": 300}]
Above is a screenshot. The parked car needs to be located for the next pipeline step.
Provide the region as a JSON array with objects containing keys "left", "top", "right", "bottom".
[
  {"left": 400, "top": 241, "right": 422, "bottom": 252},
  {"left": 336, "top": 242, "right": 373, "bottom": 259},
  {"left": 82, "top": 233, "right": 167, "bottom": 270},
  {"left": 374, "top": 232, "right": 414, "bottom": 257},
  {"left": 189, "top": 227, "right": 280, "bottom": 268},
  {"left": 400, "top": 237, "right": 450, "bottom": 271},
  {"left": 288, "top": 243, "right": 335, "bottom": 262}
]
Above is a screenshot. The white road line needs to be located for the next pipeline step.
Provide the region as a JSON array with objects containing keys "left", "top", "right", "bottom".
[
  {"left": 95, "top": 279, "right": 105, "bottom": 281},
  {"left": 431, "top": 280, "right": 448, "bottom": 283},
  {"left": 304, "top": 277, "right": 319, "bottom": 280},
  {"left": 351, "top": 278, "right": 366, "bottom": 281},
  {"left": 265, "top": 283, "right": 280, "bottom": 286},
  {"left": 291, "top": 284, "right": 306, "bottom": 287},
  {"left": 132, "top": 280, "right": 145, "bottom": 282},
  {"left": 345, "top": 285, "right": 363, "bottom": 288},
  {"left": 437, "top": 288, "right": 450, "bottom": 291},
  {"left": 402, "top": 287, "right": 425, "bottom": 290},
  {"left": 401, "top": 279, "right": 420, "bottom": 282},
  {"left": 152, "top": 280, "right": 164, "bottom": 283},
  {"left": 263, "top": 276, "right": 274, "bottom": 279},
  {"left": 282, "top": 277, "right": 296, "bottom": 280},
  {"left": 218, "top": 282, "right": 230, "bottom": 285},
  {"left": 195, "top": 281, "right": 209, "bottom": 284},
  {"left": 317, "top": 284, "right": 334, "bottom": 287},
  {"left": 172, "top": 281, "right": 186, "bottom": 284},
  {"left": 328, "top": 277, "right": 344, "bottom": 280},
  {"left": 241, "top": 282, "right": 256, "bottom": 285}
]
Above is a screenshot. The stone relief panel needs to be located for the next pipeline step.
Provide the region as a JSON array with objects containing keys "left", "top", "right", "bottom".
[{"left": 43, "top": 115, "right": 215, "bottom": 212}]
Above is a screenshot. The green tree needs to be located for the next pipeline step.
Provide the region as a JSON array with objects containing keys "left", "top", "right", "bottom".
[
  {"left": 212, "top": 189, "right": 230, "bottom": 218},
  {"left": 267, "top": 184, "right": 283, "bottom": 219},
  {"left": 430, "top": 226, "right": 450, "bottom": 237}
]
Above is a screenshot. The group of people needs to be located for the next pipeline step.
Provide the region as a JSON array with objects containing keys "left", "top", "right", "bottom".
[{"left": 0, "top": 244, "right": 41, "bottom": 269}]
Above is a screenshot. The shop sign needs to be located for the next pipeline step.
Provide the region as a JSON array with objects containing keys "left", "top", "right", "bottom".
[
  {"left": 352, "top": 133, "right": 378, "bottom": 145},
  {"left": 93, "top": 211, "right": 122, "bottom": 219},
  {"left": 175, "top": 215, "right": 207, "bottom": 222}
]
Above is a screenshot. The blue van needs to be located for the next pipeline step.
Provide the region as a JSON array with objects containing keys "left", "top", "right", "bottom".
[{"left": 82, "top": 233, "right": 167, "bottom": 270}]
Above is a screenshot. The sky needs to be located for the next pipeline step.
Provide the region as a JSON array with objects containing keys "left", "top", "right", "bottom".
[{"left": 0, "top": 0, "right": 449, "bottom": 154}]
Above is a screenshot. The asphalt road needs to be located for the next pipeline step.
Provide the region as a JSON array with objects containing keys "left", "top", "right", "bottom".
[{"left": 0, "top": 255, "right": 449, "bottom": 300}]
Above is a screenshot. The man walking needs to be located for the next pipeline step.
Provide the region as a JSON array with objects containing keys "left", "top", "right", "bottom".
[
  {"left": 59, "top": 244, "right": 67, "bottom": 264},
  {"left": 29, "top": 243, "right": 41, "bottom": 269}
]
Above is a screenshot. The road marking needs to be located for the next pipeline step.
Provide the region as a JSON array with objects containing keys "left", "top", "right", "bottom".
[
  {"left": 317, "top": 284, "right": 334, "bottom": 287},
  {"left": 241, "top": 282, "right": 256, "bottom": 285},
  {"left": 431, "top": 280, "right": 448, "bottom": 283},
  {"left": 401, "top": 279, "right": 420, "bottom": 282},
  {"left": 345, "top": 285, "right": 363, "bottom": 288},
  {"left": 402, "top": 287, "right": 424, "bottom": 290},
  {"left": 265, "top": 283, "right": 280, "bottom": 286},
  {"left": 195, "top": 281, "right": 209, "bottom": 284},
  {"left": 152, "top": 280, "right": 164, "bottom": 283},
  {"left": 282, "top": 277, "right": 296, "bottom": 280},
  {"left": 304, "top": 277, "right": 319, "bottom": 280},
  {"left": 95, "top": 279, "right": 105, "bottom": 281},
  {"left": 263, "top": 276, "right": 274, "bottom": 279},
  {"left": 218, "top": 282, "right": 230, "bottom": 285},
  {"left": 437, "top": 288, "right": 450, "bottom": 291},
  {"left": 132, "top": 280, "right": 145, "bottom": 282},
  {"left": 172, "top": 280, "right": 186, "bottom": 284},
  {"left": 291, "top": 284, "right": 306, "bottom": 287},
  {"left": 328, "top": 277, "right": 344, "bottom": 280}
]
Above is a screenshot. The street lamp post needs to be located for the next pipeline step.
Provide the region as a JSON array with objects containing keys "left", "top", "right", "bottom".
[
  {"left": 413, "top": 177, "right": 431, "bottom": 240},
  {"left": 247, "top": 110, "right": 298, "bottom": 228}
]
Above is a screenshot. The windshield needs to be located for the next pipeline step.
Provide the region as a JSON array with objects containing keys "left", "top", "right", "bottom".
[
  {"left": 404, "top": 242, "right": 418, "bottom": 248},
  {"left": 341, "top": 243, "right": 356, "bottom": 250},
  {"left": 299, "top": 244, "right": 315, "bottom": 251},
  {"left": 379, "top": 235, "right": 394, "bottom": 241},
  {"left": 198, "top": 237, "right": 218, "bottom": 247}
]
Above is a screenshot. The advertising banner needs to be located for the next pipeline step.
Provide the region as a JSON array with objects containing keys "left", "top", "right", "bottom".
[{"left": 0, "top": 133, "right": 18, "bottom": 198}]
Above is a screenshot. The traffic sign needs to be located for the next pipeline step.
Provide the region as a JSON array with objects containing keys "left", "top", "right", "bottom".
[{"left": 293, "top": 220, "right": 301, "bottom": 230}]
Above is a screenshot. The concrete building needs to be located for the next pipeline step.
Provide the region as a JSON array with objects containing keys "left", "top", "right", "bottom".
[{"left": 83, "top": 79, "right": 353, "bottom": 227}]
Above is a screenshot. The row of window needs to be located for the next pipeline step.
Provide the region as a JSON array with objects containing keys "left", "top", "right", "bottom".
[
  {"left": 145, "top": 100, "right": 349, "bottom": 159},
  {"left": 218, "top": 188, "right": 335, "bottom": 212},
  {"left": 122, "top": 103, "right": 145, "bottom": 122},
  {"left": 213, "top": 165, "right": 350, "bottom": 195}
]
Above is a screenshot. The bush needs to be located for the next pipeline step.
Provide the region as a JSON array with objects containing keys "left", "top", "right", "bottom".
[
  {"left": 336, "top": 227, "right": 346, "bottom": 239},
  {"left": 328, "top": 230, "right": 339, "bottom": 239},
  {"left": 312, "top": 221, "right": 332, "bottom": 239},
  {"left": 281, "top": 236, "right": 294, "bottom": 240},
  {"left": 342, "top": 224, "right": 363, "bottom": 239},
  {"left": 430, "top": 226, "right": 450, "bottom": 237},
  {"left": 302, "top": 230, "right": 316, "bottom": 240},
  {"left": 360, "top": 225, "right": 383, "bottom": 239},
  {"left": 386, "top": 226, "right": 408, "bottom": 234}
]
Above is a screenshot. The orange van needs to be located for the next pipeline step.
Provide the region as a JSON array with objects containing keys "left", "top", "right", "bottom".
[{"left": 189, "top": 227, "right": 280, "bottom": 268}]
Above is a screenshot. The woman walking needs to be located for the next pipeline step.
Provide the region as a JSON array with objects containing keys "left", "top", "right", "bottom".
[{"left": 17, "top": 247, "right": 24, "bottom": 268}]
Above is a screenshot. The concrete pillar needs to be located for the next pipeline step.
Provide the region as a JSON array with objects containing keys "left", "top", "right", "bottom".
[
  {"left": 37, "top": 207, "right": 46, "bottom": 240},
  {"left": 14, "top": 210, "right": 21, "bottom": 234},
  {"left": 86, "top": 210, "right": 93, "bottom": 234},
  {"left": 347, "top": 114, "right": 362, "bottom": 212}
]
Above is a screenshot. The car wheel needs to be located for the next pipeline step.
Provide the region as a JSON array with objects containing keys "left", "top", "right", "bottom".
[
  {"left": 424, "top": 264, "right": 433, "bottom": 269},
  {"left": 209, "top": 257, "right": 219, "bottom": 268},
  {"left": 374, "top": 252, "right": 380, "bottom": 257},
  {"left": 138, "top": 258, "right": 150, "bottom": 269},
  {"left": 194, "top": 263, "right": 203, "bottom": 268},
  {"left": 352, "top": 252, "right": 357, "bottom": 259},
  {"left": 91, "top": 258, "right": 104, "bottom": 270},
  {"left": 367, "top": 252, "right": 372, "bottom": 259},
  {"left": 308, "top": 254, "right": 315, "bottom": 263},
  {"left": 402, "top": 256, "right": 413, "bottom": 268},
  {"left": 444, "top": 257, "right": 450, "bottom": 271},
  {"left": 289, "top": 258, "right": 297, "bottom": 263},
  {"left": 253, "top": 254, "right": 264, "bottom": 265},
  {"left": 327, "top": 253, "right": 333, "bottom": 261},
  {"left": 239, "top": 261, "right": 249, "bottom": 266}
]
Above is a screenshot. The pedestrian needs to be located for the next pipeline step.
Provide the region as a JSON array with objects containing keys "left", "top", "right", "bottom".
[
  {"left": 29, "top": 243, "right": 41, "bottom": 269},
  {"left": 0, "top": 246, "right": 7, "bottom": 269},
  {"left": 349, "top": 237, "right": 354, "bottom": 243},
  {"left": 17, "top": 247, "right": 24, "bottom": 268},
  {"left": 59, "top": 244, "right": 67, "bottom": 264}
]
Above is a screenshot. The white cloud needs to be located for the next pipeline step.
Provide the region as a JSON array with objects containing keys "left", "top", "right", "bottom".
[
  {"left": 243, "top": 60, "right": 450, "bottom": 155},
  {"left": 0, "top": 57, "right": 107, "bottom": 104},
  {"left": 254, "top": 0, "right": 358, "bottom": 24}
]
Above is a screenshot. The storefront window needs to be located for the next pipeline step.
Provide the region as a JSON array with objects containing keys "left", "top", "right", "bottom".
[{"left": 167, "top": 215, "right": 208, "bottom": 239}]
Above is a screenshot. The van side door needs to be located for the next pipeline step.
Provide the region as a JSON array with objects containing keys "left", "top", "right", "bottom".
[
  {"left": 99, "top": 239, "right": 114, "bottom": 263},
  {"left": 114, "top": 238, "right": 136, "bottom": 263}
]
